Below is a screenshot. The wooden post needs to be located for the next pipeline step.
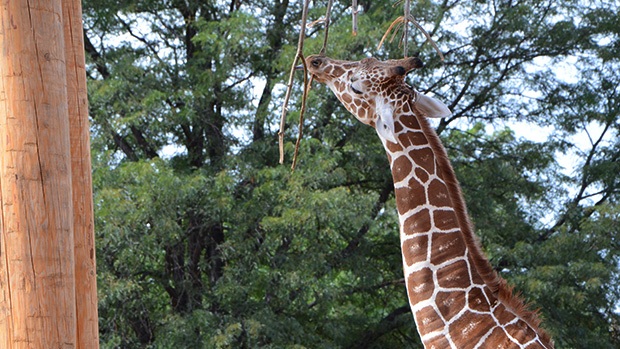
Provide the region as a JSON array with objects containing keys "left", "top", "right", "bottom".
[
  {"left": 0, "top": 0, "right": 98, "bottom": 347},
  {"left": 63, "top": 0, "right": 100, "bottom": 347}
]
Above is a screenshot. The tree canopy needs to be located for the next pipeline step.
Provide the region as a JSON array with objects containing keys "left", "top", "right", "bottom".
[{"left": 83, "top": 0, "right": 620, "bottom": 347}]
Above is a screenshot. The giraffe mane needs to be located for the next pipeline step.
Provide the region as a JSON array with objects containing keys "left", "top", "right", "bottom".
[{"left": 406, "top": 88, "right": 553, "bottom": 345}]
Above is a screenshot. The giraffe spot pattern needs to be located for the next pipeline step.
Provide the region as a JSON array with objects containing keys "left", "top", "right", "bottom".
[
  {"left": 407, "top": 267, "right": 434, "bottom": 301},
  {"left": 436, "top": 290, "right": 466, "bottom": 322},
  {"left": 409, "top": 147, "right": 435, "bottom": 174},
  {"left": 468, "top": 287, "right": 491, "bottom": 313},
  {"left": 505, "top": 320, "right": 538, "bottom": 346},
  {"left": 395, "top": 180, "right": 426, "bottom": 216},
  {"left": 424, "top": 336, "right": 452, "bottom": 349},
  {"left": 392, "top": 155, "right": 413, "bottom": 183},
  {"left": 341, "top": 92, "right": 352, "bottom": 104},
  {"left": 400, "top": 112, "right": 421, "bottom": 129},
  {"left": 402, "top": 235, "right": 428, "bottom": 266},
  {"left": 430, "top": 232, "right": 466, "bottom": 266},
  {"left": 493, "top": 303, "right": 517, "bottom": 325},
  {"left": 332, "top": 66, "right": 345, "bottom": 76},
  {"left": 403, "top": 208, "right": 432, "bottom": 235},
  {"left": 398, "top": 128, "right": 427, "bottom": 148},
  {"left": 433, "top": 209, "right": 459, "bottom": 231},
  {"left": 393, "top": 120, "right": 404, "bottom": 133},
  {"left": 436, "top": 260, "right": 470, "bottom": 289},
  {"left": 482, "top": 327, "right": 517, "bottom": 349},
  {"left": 414, "top": 305, "right": 444, "bottom": 336},
  {"left": 427, "top": 178, "right": 452, "bottom": 208},
  {"left": 449, "top": 312, "right": 496, "bottom": 349},
  {"left": 414, "top": 167, "right": 430, "bottom": 183}
]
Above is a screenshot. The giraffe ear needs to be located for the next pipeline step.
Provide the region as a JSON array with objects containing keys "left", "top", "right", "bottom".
[{"left": 415, "top": 94, "right": 452, "bottom": 118}]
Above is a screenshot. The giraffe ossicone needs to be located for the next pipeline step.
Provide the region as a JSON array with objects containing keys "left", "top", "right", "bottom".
[{"left": 306, "top": 54, "right": 554, "bottom": 349}]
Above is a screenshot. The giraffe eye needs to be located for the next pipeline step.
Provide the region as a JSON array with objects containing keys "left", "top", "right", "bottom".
[{"left": 311, "top": 59, "right": 321, "bottom": 67}]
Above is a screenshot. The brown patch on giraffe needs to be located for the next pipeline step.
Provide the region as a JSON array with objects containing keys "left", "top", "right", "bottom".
[
  {"left": 393, "top": 120, "right": 404, "bottom": 133},
  {"left": 482, "top": 327, "right": 516, "bottom": 349},
  {"left": 399, "top": 130, "right": 428, "bottom": 148},
  {"left": 400, "top": 113, "right": 421, "bottom": 129},
  {"left": 433, "top": 209, "right": 459, "bottom": 231},
  {"left": 414, "top": 167, "right": 430, "bottom": 183},
  {"left": 402, "top": 235, "right": 428, "bottom": 266},
  {"left": 435, "top": 290, "right": 466, "bottom": 322},
  {"left": 392, "top": 155, "right": 413, "bottom": 183},
  {"left": 424, "top": 336, "right": 452, "bottom": 349},
  {"left": 341, "top": 92, "right": 352, "bottom": 104},
  {"left": 467, "top": 287, "right": 491, "bottom": 313},
  {"left": 395, "top": 182, "right": 426, "bottom": 216},
  {"left": 505, "top": 320, "right": 538, "bottom": 345},
  {"left": 436, "top": 260, "right": 470, "bottom": 289},
  {"left": 483, "top": 283, "right": 496, "bottom": 302},
  {"left": 414, "top": 305, "right": 443, "bottom": 336},
  {"left": 407, "top": 267, "right": 434, "bottom": 301},
  {"left": 402, "top": 208, "right": 432, "bottom": 235},
  {"left": 448, "top": 311, "right": 496, "bottom": 349},
  {"left": 386, "top": 140, "right": 403, "bottom": 153},
  {"left": 427, "top": 179, "right": 452, "bottom": 208},
  {"left": 493, "top": 303, "right": 518, "bottom": 325},
  {"left": 402, "top": 101, "right": 411, "bottom": 114},
  {"left": 430, "top": 231, "right": 465, "bottom": 266},
  {"left": 333, "top": 80, "right": 343, "bottom": 91},
  {"left": 332, "top": 66, "right": 345, "bottom": 77},
  {"left": 409, "top": 147, "right": 435, "bottom": 174},
  {"left": 357, "top": 107, "right": 367, "bottom": 119}
]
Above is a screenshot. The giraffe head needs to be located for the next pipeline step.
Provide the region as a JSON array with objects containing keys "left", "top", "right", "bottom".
[{"left": 306, "top": 55, "right": 452, "bottom": 143}]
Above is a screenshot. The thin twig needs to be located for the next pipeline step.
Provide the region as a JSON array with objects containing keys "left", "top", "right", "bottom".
[
  {"left": 279, "top": 0, "right": 311, "bottom": 164},
  {"left": 403, "top": 0, "right": 410, "bottom": 56},
  {"left": 377, "top": 15, "right": 445, "bottom": 62},
  {"left": 407, "top": 14, "right": 445, "bottom": 61},
  {"left": 352, "top": 0, "right": 358, "bottom": 36},
  {"left": 320, "top": 0, "right": 334, "bottom": 55},
  {"left": 291, "top": 66, "right": 313, "bottom": 171},
  {"left": 378, "top": 16, "right": 404, "bottom": 50}
]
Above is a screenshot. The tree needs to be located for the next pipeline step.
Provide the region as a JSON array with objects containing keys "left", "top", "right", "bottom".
[{"left": 85, "top": 0, "right": 620, "bottom": 347}]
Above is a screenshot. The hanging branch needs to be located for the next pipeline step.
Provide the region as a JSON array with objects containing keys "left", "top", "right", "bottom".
[
  {"left": 378, "top": 14, "right": 445, "bottom": 61},
  {"left": 352, "top": 0, "right": 358, "bottom": 36},
  {"left": 291, "top": 72, "right": 313, "bottom": 170},
  {"left": 320, "top": 0, "right": 334, "bottom": 55},
  {"left": 403, "top": 0, "right": 410, "bottom": 56},
  {"left": 279, "top": 0, "right": 311, "bottom": 164}
]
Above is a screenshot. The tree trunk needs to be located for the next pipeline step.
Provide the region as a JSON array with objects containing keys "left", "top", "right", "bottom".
[{"left": 0, "top": 0, "right": 98, "bottom": 347}]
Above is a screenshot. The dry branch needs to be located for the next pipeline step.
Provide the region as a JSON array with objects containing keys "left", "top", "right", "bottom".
[
  {"left": 279, "top": 0, "right": 311, "bottom": 164},
  {"left": 320, "top": 0, "right": 334, "bottom": 55},
  {"left": 378, "top": 14, "right": 445, "bottom": 61}
]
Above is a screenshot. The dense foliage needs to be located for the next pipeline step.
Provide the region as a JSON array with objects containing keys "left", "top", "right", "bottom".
[{"left": 83, "top": 0, "right": 620, "bottom": 347}]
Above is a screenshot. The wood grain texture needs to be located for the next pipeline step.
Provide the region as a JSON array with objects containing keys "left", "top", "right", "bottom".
[
  {"left": 62, "top": 0, "right": 100, "bottom": 347},
  {"left": 0, "top": 0, "right": 93, "bottom": 347}
]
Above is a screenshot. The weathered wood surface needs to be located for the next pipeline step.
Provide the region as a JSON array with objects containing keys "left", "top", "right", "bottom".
[{"left": 0, "top": 0, "right": 98, "bottom": 347}]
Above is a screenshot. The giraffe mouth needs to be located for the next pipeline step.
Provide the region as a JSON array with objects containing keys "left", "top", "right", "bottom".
[{"left": 350, "top": 84, "right": 363, "bottom": 95}]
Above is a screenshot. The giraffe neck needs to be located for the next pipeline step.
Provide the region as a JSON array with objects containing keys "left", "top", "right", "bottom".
[{"left": 375, "top": 88, "right": 553, "bottom": 348}]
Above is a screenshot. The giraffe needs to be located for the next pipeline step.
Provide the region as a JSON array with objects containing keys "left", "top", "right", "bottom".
[{"left": 305, "top": 55, "right": 554, "bottom": 349}]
